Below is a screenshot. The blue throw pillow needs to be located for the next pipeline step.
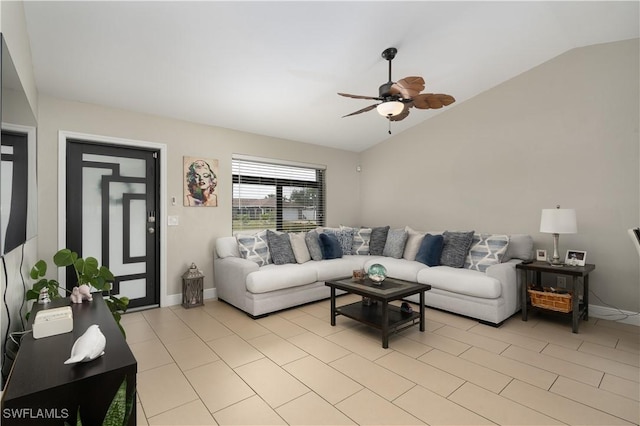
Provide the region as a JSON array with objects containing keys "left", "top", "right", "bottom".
[
  {"left": 319, "top": 233, "right": 343, "bottom": 259},
  {"left": 415, "top": 234, "right": 444, "bottom": 267}
]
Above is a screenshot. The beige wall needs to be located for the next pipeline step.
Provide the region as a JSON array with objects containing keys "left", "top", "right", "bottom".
[
  {"left": 360, "top": 39, "right": 640, "bottom": 313},
  {"left": 36, "top": 96, "right": 361, "bottom": 300}
]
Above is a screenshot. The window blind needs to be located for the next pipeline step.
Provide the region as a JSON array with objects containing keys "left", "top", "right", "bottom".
[{"left": 232, "top": 157, "right": 325, "bottom": 234}]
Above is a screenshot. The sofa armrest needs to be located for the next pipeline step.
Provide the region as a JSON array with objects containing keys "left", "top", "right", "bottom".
[
  {"left": 214, "top": 256, "right": 259, "bottom": 310},
  {"left": 485, "top": 259, "right": 522, "bottom": 314}
]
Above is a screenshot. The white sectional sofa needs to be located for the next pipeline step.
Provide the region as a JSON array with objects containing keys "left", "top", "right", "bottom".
[{"left": 213, "top": 228, "right": 533, "bottom": 325}]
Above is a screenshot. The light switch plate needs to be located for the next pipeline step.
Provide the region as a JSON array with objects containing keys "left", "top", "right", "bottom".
[{"left": 168, "top": 216, "right": 179, "bottom": 226}]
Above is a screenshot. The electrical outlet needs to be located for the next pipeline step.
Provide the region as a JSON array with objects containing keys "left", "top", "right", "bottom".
[{"left": 556, "top": 276, "right": 566, "bottom": 288}]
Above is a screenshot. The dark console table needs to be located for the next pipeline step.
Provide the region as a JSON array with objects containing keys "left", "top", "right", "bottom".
[
  {"left": 517, "top": 261, "right": 595, "bottom": 333},
  {"left": 1, "top": 296, "right": 136, "bottom": 425}
]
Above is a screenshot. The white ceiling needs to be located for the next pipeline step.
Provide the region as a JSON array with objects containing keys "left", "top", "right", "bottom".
[{"left": 22, "top": 1, "right": 639, "bottom": 152}]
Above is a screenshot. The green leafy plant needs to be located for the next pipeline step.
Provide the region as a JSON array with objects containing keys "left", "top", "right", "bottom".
[{"left": 27, "top": 248, "right": 129, "bottom": 336}]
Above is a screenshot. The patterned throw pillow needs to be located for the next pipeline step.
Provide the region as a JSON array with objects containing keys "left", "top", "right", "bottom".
[
  {"left": 464, "top": 234, "right": 510, "bottom": 272},
  {"left": 289, "top": 232, "right": 311, "bottom": 263},
  {"left": 383, "top": 228, "right": 408, "bottom": 258},
  {"left": 403, "top": 226, "right": 425, "bottom": 260},
  {"left": 305, "top": 230, "right": 323, "bottom": 261},
  {"left": 369, "top": 226, "right": 390, "bottom": 256},
  {"left": 266, "top": 230, "right": 296, "bottom": 265},
  {"left": 440, "top": 230, "right": 475, "bottom": 268},
  {"left": 351, "top": 227, "right": 372, "bottom": 255},
  {"left": 236, "top": 230, "right": 272, "bottom": 266},
  {"left": 324, "top": 228, "right": 355, "bottom": 255}
]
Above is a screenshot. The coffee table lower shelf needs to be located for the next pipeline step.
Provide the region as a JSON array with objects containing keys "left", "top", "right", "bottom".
[{"left": 336, "top": 301, "right": 420, "bottom": 331}]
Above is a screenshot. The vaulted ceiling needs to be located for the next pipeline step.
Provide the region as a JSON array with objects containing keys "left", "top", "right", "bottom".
[{"left": 23, "top": 1, "right": 639, "bottom": 152}]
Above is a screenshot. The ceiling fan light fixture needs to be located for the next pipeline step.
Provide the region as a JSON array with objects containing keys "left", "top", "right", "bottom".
[{"left": 376, "top": 101, "right": 404, "bottom": 117}]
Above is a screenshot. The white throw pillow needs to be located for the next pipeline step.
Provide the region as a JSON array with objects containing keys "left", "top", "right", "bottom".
[
  {"left": 403, "top": 226, "right": 425, "bottom": 261},
  {"left": 289, "top": 232, "right": 311, "bottom": 263}
]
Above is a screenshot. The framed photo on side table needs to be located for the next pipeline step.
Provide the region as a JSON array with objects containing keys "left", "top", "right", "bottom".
[
  {"left": 565, "top": 250, "right": 586, "bottom": 266},
  {"left": 536, "top": 249, "right": 547, "bottom": 261}
]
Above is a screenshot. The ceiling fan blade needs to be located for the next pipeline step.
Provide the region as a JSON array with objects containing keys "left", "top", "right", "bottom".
[
  {"left": 412, "top": 93, "right": 456, "bottom": 109},
  {"left": 390, "top": 76, "right": 425, "bottom": 99},
  {"left": 389, "top": 106, "right": 410, "bottom": 122},
  {"left": 338, "top": 92, "right": 381, "bottom": 101},
  {"left": 342, "top": 103, "right": 378, "bottom": 118}
]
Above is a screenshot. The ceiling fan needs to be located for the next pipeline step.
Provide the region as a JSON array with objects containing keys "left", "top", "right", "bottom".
[{"left": 338, "top": 47, "right": 456, "bottom": 123}]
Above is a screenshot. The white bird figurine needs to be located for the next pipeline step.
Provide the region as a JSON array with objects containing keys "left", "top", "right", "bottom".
[{"left": 64, "top": 324, "right": 106, "bottom": 364}]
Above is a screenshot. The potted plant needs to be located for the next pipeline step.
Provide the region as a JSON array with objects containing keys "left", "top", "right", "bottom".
[{"left": 27, "top": 248, "right": 130, "bottom": 337}]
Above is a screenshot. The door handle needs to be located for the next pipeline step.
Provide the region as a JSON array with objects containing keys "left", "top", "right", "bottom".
[{"left": 148, "top": 227, "right": 155, "bottom": 234}]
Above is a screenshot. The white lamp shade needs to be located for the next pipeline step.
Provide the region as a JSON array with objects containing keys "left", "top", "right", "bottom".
[
  {"left": 376, "top": 101, "right": 404, "bottom": 117},
  {"left": 540, "top": 208, "right": 577, "bottom": 234}
]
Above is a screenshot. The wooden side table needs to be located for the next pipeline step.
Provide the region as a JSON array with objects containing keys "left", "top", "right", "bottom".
[{"left": 516, "top": 261, "right": 595, "bottom": 333}]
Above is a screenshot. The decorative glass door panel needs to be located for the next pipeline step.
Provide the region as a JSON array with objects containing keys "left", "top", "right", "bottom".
[{"left": 67, "top": 141, "right": 159, "bottom": 309}]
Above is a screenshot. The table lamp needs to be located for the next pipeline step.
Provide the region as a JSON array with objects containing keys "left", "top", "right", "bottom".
[{"left": 540, "top": 205, "right": 577, "bottom": 266}]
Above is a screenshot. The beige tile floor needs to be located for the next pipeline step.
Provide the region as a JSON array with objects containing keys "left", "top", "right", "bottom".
[{"left": 122, "top": 295, "right": 640, "bottom": 425}]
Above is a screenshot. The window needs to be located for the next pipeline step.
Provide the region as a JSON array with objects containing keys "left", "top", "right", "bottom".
[{"left": 232, "top": 156, "right": 325, "bottom": 234}]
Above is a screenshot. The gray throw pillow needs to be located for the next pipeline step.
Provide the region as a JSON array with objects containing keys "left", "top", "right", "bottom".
[
  {"left": 369, "top": 226, "right": 390, "bottom": 256},
  {"left": 305, "top": 230, "right": 323, "bottom": 261},
  {"left": 266, "top": 230, "right": 296, "bottom": 265},
  {"left": 502, "top": 234, "right": 534, "bottom": 261},
  {"left": 440, "top": 230, "right": 475, "bottom": 268},
  {"left": 383, "top": 228, "right": 408, "bottom": 258}
]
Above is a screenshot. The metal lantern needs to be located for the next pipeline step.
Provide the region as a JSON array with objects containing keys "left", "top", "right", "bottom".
[{"left": 182, "top": 263, "right": 204, "bottom": 308}]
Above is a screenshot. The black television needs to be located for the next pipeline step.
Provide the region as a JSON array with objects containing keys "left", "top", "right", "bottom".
[
  {"left": 1, "top": 34, "right": 38, "bottom": 255},
  {"left": 629, "top": 228, "right": 640, "bottom": 257}
]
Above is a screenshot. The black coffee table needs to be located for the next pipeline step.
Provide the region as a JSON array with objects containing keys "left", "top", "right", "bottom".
[{"left": 325, "top": 276, "right": 431, "bottom": 348}]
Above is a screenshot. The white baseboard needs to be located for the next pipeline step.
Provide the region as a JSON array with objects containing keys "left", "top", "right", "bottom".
[
  {"left": 589, "top": 304, "right": 640, "bottom": 327},
  {"left": 163, "top": 288, "right": 217, "bottom": 307}
]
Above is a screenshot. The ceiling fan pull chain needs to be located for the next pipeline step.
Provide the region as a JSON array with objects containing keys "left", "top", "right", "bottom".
[{"left": 388, "top": 118, "right": 392, "bottom": 134}]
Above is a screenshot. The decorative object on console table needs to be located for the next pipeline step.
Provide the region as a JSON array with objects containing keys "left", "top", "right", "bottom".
[
  {"left": 565, "top": 249, "right": 586, "bottom": 267},
  {"left": 536, "top": 249, "right": 547, "bottom": 262},
  {"left": 182, "top": 263, "right": 204, "bottom": 308},
  {"left": 539, "top": 205, "right": 577, "bottom": 266}
]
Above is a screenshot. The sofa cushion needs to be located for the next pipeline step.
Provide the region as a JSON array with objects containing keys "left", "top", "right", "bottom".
[
  {"left": 415, "top": 234, "right": 444, "bottom": 267},
  {"left": 350, "top": 227, "right": 372, "bottom": 255},
  {"left": 417, "top": 266, "right": 502, "bottom": 299},
  {"left": 324, "top": 228, "right": 355, "bottom": 255},
  {"left": 363, "top": 257, "right": 425, "bottom": 282},
  {"left": 246, "top": 264, "right": 318, "bottom": 293},
  {"left": 369, "top": 226, "right": 390, "bottom": 255},
  {"left": 305, "top": 231, "right": 323, "bottom": 261},
  {"left": 440, "top": 230, "right": 474, "bottom": 268},
  {"left": 319, "top": 233, "right": 343, "bottom": 259},
  {"left": 289, "top": 232, "right": 311, "bottom": 264},
  {"left": 403, "top": 227, "right": 425, "bottom": 261},
  {"left": 464, "top": 234, "right": 510, "bottom": 272},
  {"left": 267, "top": 230, "right": 296, "bottom": 265},
  {"left": 237, "top": 230, "right": 272, "bottom": 266},
  {"left": 383, "top": 228, "right": 408, "bottom": 258},
  {"left": 308, "top": 256, "right": 370, "bottom": 282}
]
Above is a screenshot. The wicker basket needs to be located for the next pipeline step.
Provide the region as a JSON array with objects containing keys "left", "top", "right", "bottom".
[{"left": 528, "top": 289, "right": 572, "bottom": 313}]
